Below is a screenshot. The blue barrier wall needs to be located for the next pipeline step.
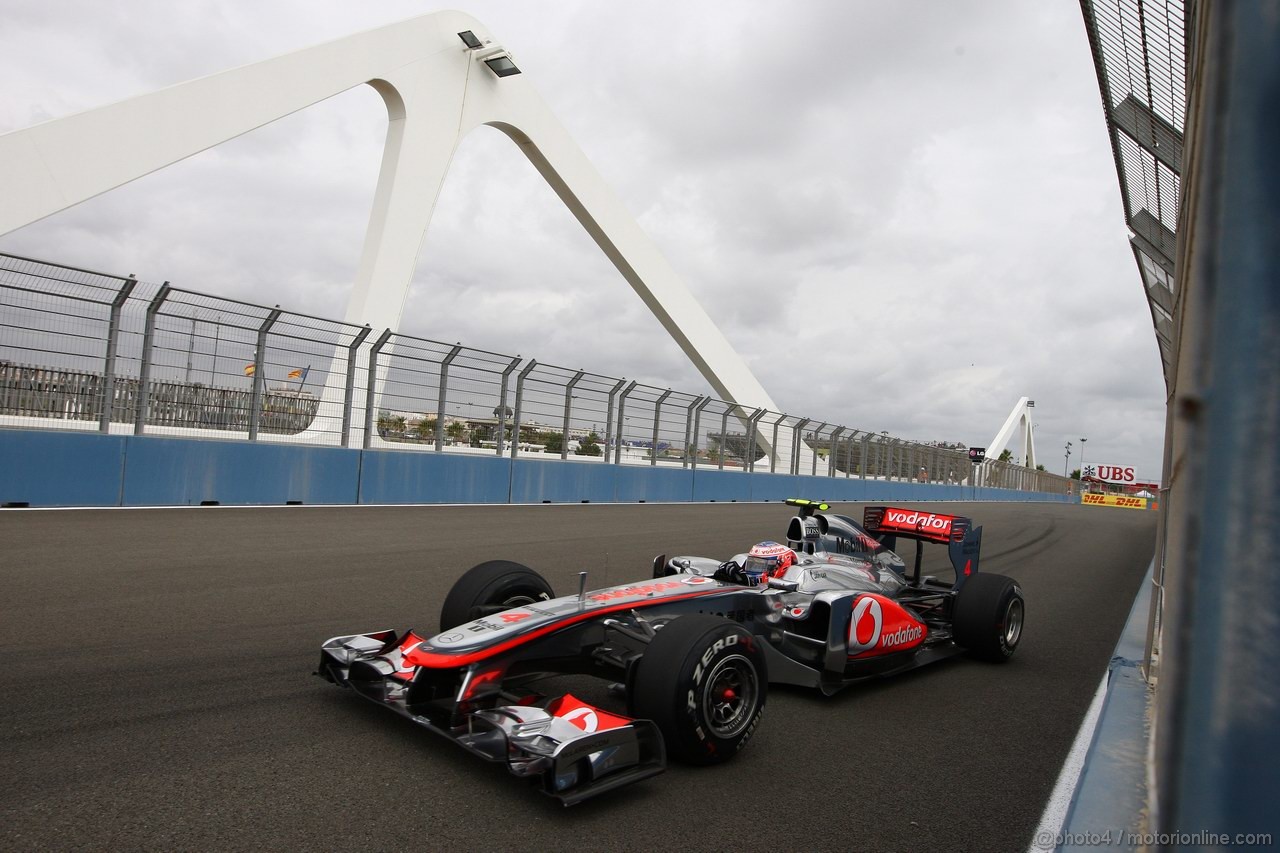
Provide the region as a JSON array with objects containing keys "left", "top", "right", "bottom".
[
  {"left": 121, "top": 436, "right": 361, "bottom": 506},
  {"left": 0, "top": 427, "right": 1075, "bottom": 508},
  {"left": 510, "top": 458, "right": 618, "bottom": 504},
  {"left": 361, "top": 450, "right": 511, "bottom": 504},
  {"left": 0, "top": 430, "right": 127, "bottom": 507}
]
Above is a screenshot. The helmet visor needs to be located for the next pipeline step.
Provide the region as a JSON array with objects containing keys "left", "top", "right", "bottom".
[{"left": 743, "top": 554, "right": 778, "bottom": 583}]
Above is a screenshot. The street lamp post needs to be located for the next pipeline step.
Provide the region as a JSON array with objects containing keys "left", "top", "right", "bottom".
[
  {"left": 1079, "top": 437, "right": 1087, "bottom": 475},
  {"left": 1064, "top": 440, "right": 1073, "bottom": 477}
]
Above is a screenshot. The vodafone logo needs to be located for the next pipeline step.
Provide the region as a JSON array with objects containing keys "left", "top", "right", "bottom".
[
  {"left": 393, "top": 639, "right": 420, "bottom": 680},
  {"left": 847, "top": 594, "right": 927, "bottom": 655},
  {"left": 881, "top": 624, "right": 923, "bottom": 648},
  {"left": 848, "top": 597, "right": 883, "bottom": 653},
  {"left": 883, "top": 510, "right": 953, "bottom": 536},
  {"left": 560, "top": 707, "right": 599, "bottom": 733}
]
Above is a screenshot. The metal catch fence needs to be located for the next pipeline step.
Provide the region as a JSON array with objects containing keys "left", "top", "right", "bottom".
[{"left": 0, "top": 252, "right": 1072, "bottom": 493}]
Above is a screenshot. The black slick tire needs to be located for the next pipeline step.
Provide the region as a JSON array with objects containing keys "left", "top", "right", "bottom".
[
  {"left": 631, "top": 615, "right": 767, "bottom": 765},
  {"left": 439, "top": 560, "right": 553, "bottom": 631},
  {"left": 953, "top": 572, "right": 1024, "bottom": 662}
]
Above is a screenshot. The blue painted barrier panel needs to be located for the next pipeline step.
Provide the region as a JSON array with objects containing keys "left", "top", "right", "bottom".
[
  {"left": 0, "top": 428, "right": 126, "bottom": 507},
  {"left": 614, "top": 465, "right": 693, "bottom": 503},
  {"left": 360, "top": 450, "right": 511, "bottom": 504},
  {"left": 1, "top": 429, "right": 1077, "bottom": 508},
  {"left": 691, "top": 468, "right": 751, "bottom": 502},
  {"left": 746, "top": 473, "right": 812, "bottom": 503},
  {"left": 817, "top": 478, "right": 871, "bottom": 502},
  {"left": 930, "top": 484, "right": 962, "bottom": 500},
  {"left": 510, "top": 458, "right": 617, "bottom": 504},
  {"left": 121, "top": 437, "right": 360, "bottom": 506}
]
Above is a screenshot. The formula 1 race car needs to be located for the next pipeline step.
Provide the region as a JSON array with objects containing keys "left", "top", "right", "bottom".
[{"left": 316, "top": 499, "right": 1024, "bottom": 805}]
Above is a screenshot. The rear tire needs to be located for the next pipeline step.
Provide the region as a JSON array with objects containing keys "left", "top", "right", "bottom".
[
  {"left": 953, "top": 573, "right": 1024, "bottom": 661},
  {"left": 631, "top": 615, "right": 767, "bottom": 765},
  {"left": 439, "top": 560, "right": 554, "bottom": 631}
]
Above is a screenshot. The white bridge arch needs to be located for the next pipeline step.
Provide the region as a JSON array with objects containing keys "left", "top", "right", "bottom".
[{"left": 0, "top": 11, "right": 797, "bottom": 461}]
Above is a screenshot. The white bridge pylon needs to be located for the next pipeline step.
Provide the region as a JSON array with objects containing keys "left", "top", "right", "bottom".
[
  {"left": 987, "top": 396, "right": 1038, "bottom": 468},
  {"left": 0, "top": 11, "right": 800, "bottom": 463}
]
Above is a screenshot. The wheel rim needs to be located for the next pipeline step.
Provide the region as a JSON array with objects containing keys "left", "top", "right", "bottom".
[
  {"left": 500, "top": 593, "right": 540, "bottom": 607},
  {"left": 701, "top": 654, "right": 759, "bottom": 738},
  {"left": 1003, "top": 597, "right": 1024, "bottom": 647}
]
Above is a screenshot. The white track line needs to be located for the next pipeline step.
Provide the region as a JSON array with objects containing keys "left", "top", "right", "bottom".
[{"left": 1027, "top": 671, "right": 1111, "bottom": 851}]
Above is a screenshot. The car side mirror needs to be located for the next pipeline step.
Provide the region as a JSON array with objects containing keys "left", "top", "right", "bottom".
[
  {"left": 767, "top": 577, "right": 799, "bottom": 592},
  {"left": 652, "top": 554, "right": 669, "bottom": 578}
]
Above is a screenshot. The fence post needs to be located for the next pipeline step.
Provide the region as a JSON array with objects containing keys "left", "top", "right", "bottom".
[
  {"left": 247, "top": 308, "right": 282, "bottom": 441},
  {"left": 829, "top": 427, "right": 846, "bottom": 477},
  {"left": 612, "top": 381, "right": 638, "bottom": 464},
  {"left": 771, "top": 415, "right": 785, "bottom": 474},
  {"left": 340, "top": 325, "right": 372, "bottom": 448},
  {"left": 433, "top": 344, "right": 463, "bottom": 452},
  {"left": 716, "top": 406, "right": 737, "bottom": 471},
  {"left": 100, "top": 274, "right": 136, "bottom": 432},
  {"left": 362, "top": 329, "right": 393, "bottom": 450},
  {"left": 602, "top": 378, "right": 625, "bottom": 464},
  {"left": 650, "top": 389, "right": 673, "bottom": 466},
  {"left": 495, "top": 356, "right": 522, "bottom": 456},
  {"left": 510, "top": 360, "right": 538, "bottom": 459},
  {"left": 681, "top": 395, "right": 703, "bottom": 468},
  {"left": 745, "top": 409, "right": 767, "bottom": 473},
  {"left": 559, "top": 369, "right": 585, "bottom": 460},
  {"left": 809, "top": 423, "right": 827, "bottom": 476},
  {"left": 690, "top": 397, "right": 712, "bottom": 470},
  {"left": 791, "top": 418, "right": 810, "bottom": 476},
  {"left": 133, "top": 283, "right": 171, "bottom": 435}
]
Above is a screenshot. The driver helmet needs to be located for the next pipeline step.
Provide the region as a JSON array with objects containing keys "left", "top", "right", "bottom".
[{"left": 744, "top": 541, "right": 795, "bottom": 586}]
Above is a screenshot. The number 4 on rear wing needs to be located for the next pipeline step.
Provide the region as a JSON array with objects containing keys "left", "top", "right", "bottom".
[{"left": 863, "top": 507, "right": 982, "bottom": 588}]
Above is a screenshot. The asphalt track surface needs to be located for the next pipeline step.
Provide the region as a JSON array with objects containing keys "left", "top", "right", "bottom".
[{"left": 0, "top": 501, "right": 1155, "bottom": 852}]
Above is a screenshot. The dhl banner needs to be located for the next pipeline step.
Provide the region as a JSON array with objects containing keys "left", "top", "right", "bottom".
[{"left": 1082, "top": 493, "right": 1149, "bottom": 510}]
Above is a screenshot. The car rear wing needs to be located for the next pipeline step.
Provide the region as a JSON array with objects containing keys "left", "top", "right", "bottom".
[{"left": 862, "top": 506, "right": 982, "bottom": 589}]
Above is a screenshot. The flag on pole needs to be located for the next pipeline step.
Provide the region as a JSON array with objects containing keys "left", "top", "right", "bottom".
[
  {"left": 288, "top": 365, "right": 311, "bottom": 384},
  {"left": 243, "top": 363, "right": 256, "bottom": 376}
]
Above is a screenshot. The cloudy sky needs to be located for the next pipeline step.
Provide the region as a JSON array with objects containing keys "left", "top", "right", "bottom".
[{"left": 0, "top": 0, "right": 1167, "bottom": 481}]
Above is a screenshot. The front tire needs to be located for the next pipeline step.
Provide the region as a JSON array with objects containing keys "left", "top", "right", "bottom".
[
  {"left": 953, "top": 573, "right": 1024, "bottom": 661},
  {"left": 439, "top": 560, "right": 554, "bottom": 631},
  {"left": 631, "top": 615, "right": 767, "bottom": 765}
]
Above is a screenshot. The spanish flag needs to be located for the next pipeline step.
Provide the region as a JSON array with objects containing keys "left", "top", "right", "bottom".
[{"left": 243, "top": 363, "right": 256, "bottom": 376}]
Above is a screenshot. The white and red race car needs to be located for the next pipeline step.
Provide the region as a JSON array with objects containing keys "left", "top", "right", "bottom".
[{"left": 317, "top": 499, "right": 1024, "bottom": 804}]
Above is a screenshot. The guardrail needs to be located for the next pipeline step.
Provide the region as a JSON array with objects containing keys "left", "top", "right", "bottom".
[{"left": 0, "top": 251, "right": 1073, "bottom": 494}]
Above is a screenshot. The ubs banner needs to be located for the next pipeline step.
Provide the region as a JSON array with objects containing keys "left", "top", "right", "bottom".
[
  {"left": 1082, "top": 493, "right": 1149, "bottom": 510},
  {"left": 1083, "top": 464, "right": 1136, "bottom": 484}
]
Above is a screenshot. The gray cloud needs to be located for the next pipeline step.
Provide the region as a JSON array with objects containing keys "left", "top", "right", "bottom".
[{"left": 0, "top": 0, "right": 1168, "bottom": 481}]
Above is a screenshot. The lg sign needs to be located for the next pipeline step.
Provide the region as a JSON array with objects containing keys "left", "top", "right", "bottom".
[{"left": 1084, "top": 464, "right": 1137, "bottom": 484}]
